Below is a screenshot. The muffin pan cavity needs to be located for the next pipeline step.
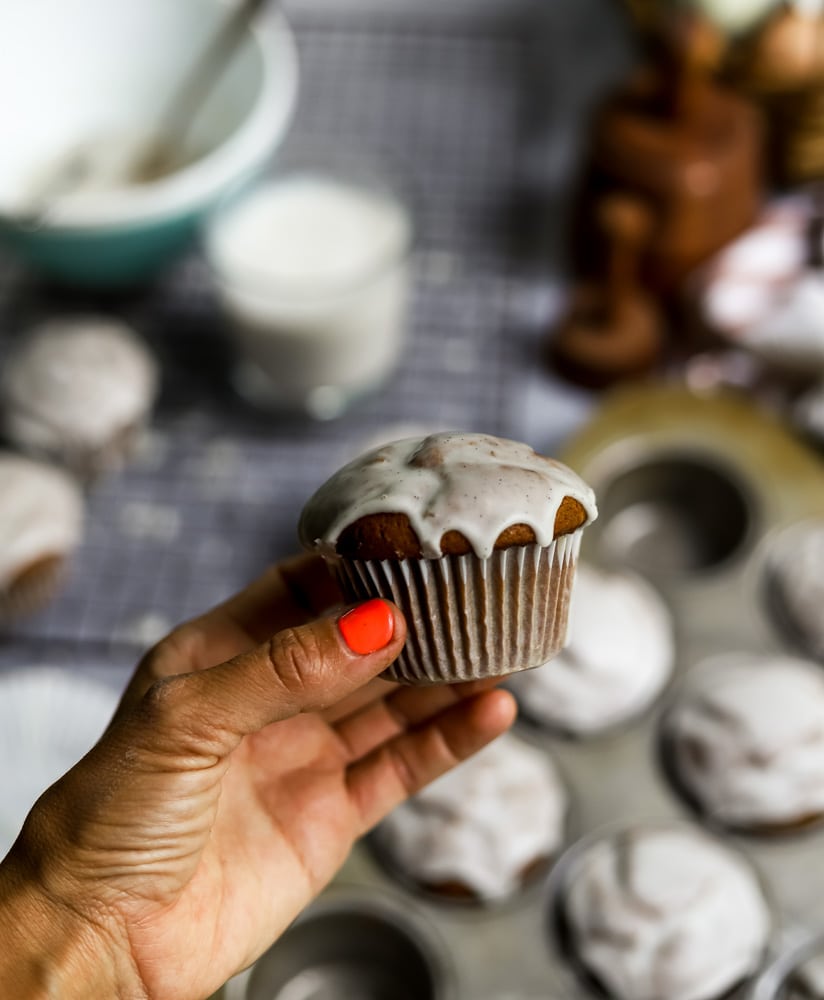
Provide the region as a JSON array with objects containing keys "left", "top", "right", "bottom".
[
  {"left": 593, "top": 453, "right": 755, "bottom": 577},
  {"left": 224, "top": 891, "right": 452, "bottom": 1000}
]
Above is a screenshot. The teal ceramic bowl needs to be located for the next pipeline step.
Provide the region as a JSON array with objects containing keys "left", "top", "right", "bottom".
[{"left": 0, "top": 0, "right": 298, "bottom": 288}]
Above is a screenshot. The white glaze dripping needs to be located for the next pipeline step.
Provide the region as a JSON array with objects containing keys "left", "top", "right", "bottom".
[{"left": 299, "top": 432, "right": 597, "bottom": 559}]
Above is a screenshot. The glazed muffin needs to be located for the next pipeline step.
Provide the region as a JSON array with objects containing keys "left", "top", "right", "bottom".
[
  {"left": 1, "top": 316, "right": 158, "bottom": 479},
  {"left": 558, "top": 824, "right": 771, "bottom": 1000},
  {"left": 663, "top": 654, "right": 824, "bottom": 834},
  {"left": 698, "top": 200, "right": 824, "bottom": 375},
  {"left": 0, "top": 453, "right": 84, "bottom": 620},
  {"left": 372, "top": 732, "right": 568, "bottom": 903},
  {"left": 508, "top": 562, "right": 674, "bottom": 736},
  {"left": 298, "top": 432, "right": 597, "bottom": 684},
  {"left": 768, "top": 521, "right": 824, "bottom": 661}
]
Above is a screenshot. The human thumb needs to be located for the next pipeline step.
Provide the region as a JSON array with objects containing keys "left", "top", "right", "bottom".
[{"left": 126, "top": 599, "right": 405, "bottom": 758}]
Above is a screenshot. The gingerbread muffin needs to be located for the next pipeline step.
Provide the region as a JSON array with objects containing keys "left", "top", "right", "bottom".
[
  {"left": 2, "top": 316, "right": 158, "bottom": 479},
  {"left": 0, "top": 453, "right": 84, "bottom": 620},
  {"left": 662, "top": 654, "right": 824, "bottom": 834},
  {"left": 372, "top": 732, "right": 568, "bottom": 903},
  {"left": 557, "top": 824, "right": 771, "bottom": 1000},
  {"left": 298, "top": 432, "right": 597, "bottom": 684}
]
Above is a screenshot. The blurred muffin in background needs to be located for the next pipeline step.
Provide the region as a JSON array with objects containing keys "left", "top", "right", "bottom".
[
  {"left": 2, "top": 316, "right": 158, "bottom": 480},
  {"left": 0, "top": 452, "right": 84, "bottom": 620},
  {"left": 508, "top": 563, "right": 674, "bottom": 737},
  {"left": 696, "top": 197, "right": 824, "bottom": 378},
  {"left": 558, "top": 823, "right": 771, "bottom": 1000},
  {"left": 663, "top": 654, "right": 824, "bottom": 833},
  {"left": 372, "top": 732, "right": 568, "bottom": 904}
]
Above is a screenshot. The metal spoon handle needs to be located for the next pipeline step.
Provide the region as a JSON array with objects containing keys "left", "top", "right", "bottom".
[{"left": 156, "top": 0, "right": 274, "bottom": 138}]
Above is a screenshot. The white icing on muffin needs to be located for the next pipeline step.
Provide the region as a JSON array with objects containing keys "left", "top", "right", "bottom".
[
  {"left": 374, "top": 733, "right": 567, "bottom": 901},
  {"left": 770, "top": 521, "right": 824, "bottom": 659},
  {"left": 665, "top": 655, "right": 824, "bottom": 829},
  {"left": 0, "top": 453, "right": 84, "bottom": 589},
  {"left": 562, "top": 825, "right": 770, "bottom": 1000},
  {"left": 298, "top": 432, "right": 597, "bottom": 560},
  {"left": 508, "top": 563, "right": 674, "bottom": 735},
  {"left": 2, "top": 317, "right": 158, "bottom": 468},
  {"left": 744, "top": 274, "right": 824, "bottom": 371},
  {"left": 699, "top": 206, "right": 824, "bottom": 373}
]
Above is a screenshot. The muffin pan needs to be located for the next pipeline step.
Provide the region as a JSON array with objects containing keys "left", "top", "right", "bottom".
[{"left": 223, "top": 386, "right": 824, "bottom": 1000}]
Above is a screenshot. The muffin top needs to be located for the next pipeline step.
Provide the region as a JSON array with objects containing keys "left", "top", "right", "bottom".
[
  {"left": 299, "top": 432, "right": 597, "bottom": 560},
  {"left": 562, "top": 825, "right": 770, "bottom": 1000},
  {"left": 508, "top": 563, "right": 674, "bottom": 735},
  {"left": 0, "top": 453, "right": 84, "bottom": 587},
  {"left": 374, "top": 732, "right": 567, "bottom": 901},
  {"left": 770, "top": 520, "right": 824, "bottom": 659},
  {"left": 665, "top": 654, "right": 824, "bottom": 829},
  {"left": 2, "top": 317, "right": 158, "bottom": 452}
]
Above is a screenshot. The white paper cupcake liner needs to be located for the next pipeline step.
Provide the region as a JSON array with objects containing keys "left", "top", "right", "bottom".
[{"left": 332, "top": 530, "right": 583, "bottom": 684}]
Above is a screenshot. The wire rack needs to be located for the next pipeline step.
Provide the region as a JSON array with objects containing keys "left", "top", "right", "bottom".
[{"left": 0, "top": 2, "right": 624, "bottom": 676}]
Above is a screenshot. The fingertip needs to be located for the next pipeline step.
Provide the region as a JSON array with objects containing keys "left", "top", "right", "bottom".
[{"left": 470, "top": 687, "right": 518, "bottom": 733}]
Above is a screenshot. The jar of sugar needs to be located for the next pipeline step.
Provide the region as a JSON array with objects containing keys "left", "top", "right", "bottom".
[{"left": 205, "top": 164, "right": 413, "bottom": 420}]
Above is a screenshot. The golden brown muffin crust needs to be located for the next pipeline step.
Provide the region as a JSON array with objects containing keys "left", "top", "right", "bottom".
[
  {"left": 8, "top": 554, "right": 64, "bottom": 592},
  {"left": 337, "top": 513, "right": 424, "bottom": 560},
  {"left": 335, "top": 495, "right": 588, "bottom": 560}
]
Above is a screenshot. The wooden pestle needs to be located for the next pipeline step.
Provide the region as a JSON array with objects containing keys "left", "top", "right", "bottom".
[
  {"left": 548, "top": 193, "right": 664, "bottom": 388},
  {"left": 599, "top": 193, "right": 655, "bottom": 321}
]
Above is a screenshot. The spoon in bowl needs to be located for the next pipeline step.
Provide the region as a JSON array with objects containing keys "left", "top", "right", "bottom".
[{"left": 21, "top": 0, "right": 272, "bottom": 227}]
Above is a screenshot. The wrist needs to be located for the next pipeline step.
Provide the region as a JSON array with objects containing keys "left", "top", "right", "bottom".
[{"left": 0, "top": 861, "right": 145, "bottom": 1000}]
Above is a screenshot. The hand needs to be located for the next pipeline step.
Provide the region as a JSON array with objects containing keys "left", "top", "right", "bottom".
[{"left": 0, "top": 555, "right": 516, "bottom": 1000}]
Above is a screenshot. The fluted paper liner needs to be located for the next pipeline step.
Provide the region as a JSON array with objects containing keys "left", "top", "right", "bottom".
[{"left": 331, "top": 531, "right": 582, "bottom": 684}]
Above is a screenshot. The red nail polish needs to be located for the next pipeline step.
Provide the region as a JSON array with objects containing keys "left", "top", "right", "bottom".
[{"left": 339, "top": 599, "right": 395, "bottom": 655}]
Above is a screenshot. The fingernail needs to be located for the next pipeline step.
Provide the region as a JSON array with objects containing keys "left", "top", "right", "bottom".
[{"left": 338, "top": 599, "right": 395, "bottom": 655}]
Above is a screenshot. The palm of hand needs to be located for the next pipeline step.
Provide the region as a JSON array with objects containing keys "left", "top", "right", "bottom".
[
  {"left": 112, "top": 715, "right": 363, "bottom": 1000},
  {"left": 10, "top": 556, "right": 512, "bottom": 1000}
]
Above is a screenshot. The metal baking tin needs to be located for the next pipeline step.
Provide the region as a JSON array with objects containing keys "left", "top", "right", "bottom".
[{"left": 221, "top": 386, "right": 824, "bottom": 1000}]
